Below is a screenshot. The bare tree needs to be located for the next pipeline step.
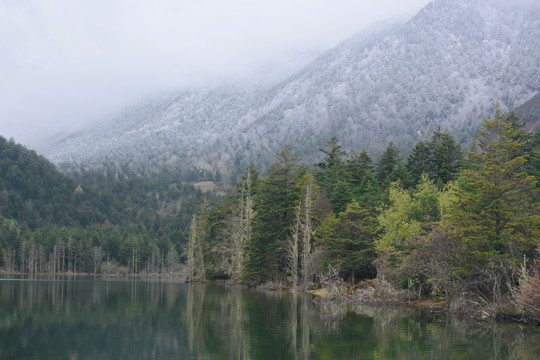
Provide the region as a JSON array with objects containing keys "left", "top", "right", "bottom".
[
  {"left": 185, "top": 213, "right": 206, "bottom": 282},
  {"left": 301, "top": 178, "right": 317, "bottom": 285},
  {"left": 288, "top": 208, "right": 300, "bottom": 287},
  {"left": 213, "top": 167, "right": 256, "bottom": 283},
  {"left": 5, "top": 246, "right": 15, "bottom": 273},
  {"left": 93, "top": 246, "right": 104, "bottom": 274},
  {"left": 287, "top": 174, "right": 318, "bottom": 288},
  {"left": 166, "top": 245, "right": 180, "bottom": 275},
  {"left": 186, "top": 216, "right": 196, "bottom": 281}
]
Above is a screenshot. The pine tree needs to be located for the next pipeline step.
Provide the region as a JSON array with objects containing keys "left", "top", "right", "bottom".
[
  {"left": 525, "top": 130, "right": 540, "bottom": 184},
  {"left": 376, "top": 141, "right": 401, "bottom": 185},
  {"left": 447, "top": 107, "right": 539, "bottom": 276},
  {"left": 347, "top": 149, "right": 373, "bottom": 188},
  {"left": 317, "top": 202, "right": 377, "bottom": 282},
  {"left": 406, "top": 129, "right": 462, "bottom": 187},
  {"left": 244, "top": 146, "right": 304, "bottom": 283},
  {"left": 316, "top": 136, "right": 350, "bottom": 213},
  {"left": 428, "top": 127, "right": 463, "bottom": 185},
  {"left": 355, "top": 170, "right": 381, "bottom": 213},
  {"left": 316, "top": 136, "right": 347, "bottom": 188},
  {"left": 406, "top": 141, "right": 431, "bottom": 186}
]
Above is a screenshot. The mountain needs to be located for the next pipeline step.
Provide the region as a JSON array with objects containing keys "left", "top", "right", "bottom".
[
  {"left": 41, "top": 86, "right": 258, "bottom": 173},
  {"left": 0, "top": 135, "right": 211, "bottom": 275},
  {"left": 0, "top": 135, "right": 90, "bottom": 228},
  {"left": 513, "top": 92, "right": 540, "bottom": 132},
  {"left": 0, "top": 135, "right": 209, "bottom": 230},
  {"left": 39, "top": 0, "right": 540, "bottom": 179}
]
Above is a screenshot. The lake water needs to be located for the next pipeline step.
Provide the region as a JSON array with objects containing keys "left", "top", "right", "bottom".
[{"left": 0, "top": 277, "right": 538, "bottom": 359}]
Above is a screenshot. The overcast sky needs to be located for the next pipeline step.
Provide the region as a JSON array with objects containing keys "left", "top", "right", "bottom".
[{"left": 0, "top": 0, "right": 431, "bottom": 146}]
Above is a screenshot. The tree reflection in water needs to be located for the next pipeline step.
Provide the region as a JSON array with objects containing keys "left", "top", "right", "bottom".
[{"left": 0, "top": 278, "right": 539, "bottom": 360}]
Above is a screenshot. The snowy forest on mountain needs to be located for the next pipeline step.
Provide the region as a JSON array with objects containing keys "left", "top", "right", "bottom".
[{"left": 38, "top": 0, "right": 540, "bottom": 185}]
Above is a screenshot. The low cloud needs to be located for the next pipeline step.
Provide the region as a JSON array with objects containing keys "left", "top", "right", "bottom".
[{"left": 0, "top": 0, "right": 431, "bottom": 146}]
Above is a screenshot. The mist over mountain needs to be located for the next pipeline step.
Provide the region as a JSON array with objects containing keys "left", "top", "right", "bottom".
[{"left": 39, "top": 0, "right": 540, "bottom": 179}]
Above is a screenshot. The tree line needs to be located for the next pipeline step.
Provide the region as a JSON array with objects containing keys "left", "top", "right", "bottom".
[
  {"left": 1, "top": 107, "right": 539, "bottom": 317},
  {"left": 186, "top": 107, "right": 540, "bottom": 317},
  {"left": 0, "top": 135, "right": 218, "bottom": 275}
]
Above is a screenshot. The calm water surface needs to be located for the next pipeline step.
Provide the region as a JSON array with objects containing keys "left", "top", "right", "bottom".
[{"left": 0, "top": 277, "right": 538, "bottom": 359}]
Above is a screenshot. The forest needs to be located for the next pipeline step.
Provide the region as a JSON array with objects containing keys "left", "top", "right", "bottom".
[
  {"left": 186, "top": 107, "right": 540, "bottom": 319},
  {"left": 1, "top": 107, "right": 539, "bottom": 319},
  {"left": 0, "top": 136, "right": 221, "bottom": 276}
]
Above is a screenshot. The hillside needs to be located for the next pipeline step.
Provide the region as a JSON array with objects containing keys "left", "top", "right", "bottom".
[
  {"left": 0, "top": 136, "right": 88, "bottom": 228},
  {"left": 39, "top": 0, "right": 540, "bottom": 178},
  {"left": 0, "top": 136, "right": 212, "bottom": 274},
  {"left": 514, "top": 92, "right": 540, "bottom": 132},
  {"left": 0, "top": 135, "right": 210, "bottom": 229}
]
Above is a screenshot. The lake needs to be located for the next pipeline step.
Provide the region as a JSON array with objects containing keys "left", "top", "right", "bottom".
[{"left": 0, "top": 277, "right": 538, "bottom": 359}]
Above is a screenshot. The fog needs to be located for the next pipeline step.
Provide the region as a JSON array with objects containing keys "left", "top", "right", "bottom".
[{"left": 0, "top": 0, "right": 431, "bottom": 146}]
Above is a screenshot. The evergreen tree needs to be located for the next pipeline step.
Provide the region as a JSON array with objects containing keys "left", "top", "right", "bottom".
[
  {"left": 447, "top": 107, "right": 539, "bottom": 278},
  {"left": 375, "top": 141, "right": 401, "bottom": 185},
  {"left": 387, "top": 164, "right": 413, "bottom": 189},
  {"left": 316, "top": 136, "right": 347, "bottom": 186},
  {"left": 244, "top": 146, "right": 304, "bottom": 283},
  {"left": 330, "top": 180, "right": 353, "bottom": 214},
  {"left": 317, "top": 202, "right": 377, "bottom": 282},
  {"left": 316, "top": 136, "right": 351, "bottom": 213},
  {"left": 347, "top": 149, "right": 381, "bottom": 211},
  {"left": 525, "top": 130, "right": 540, "bottom": 184},
  {"left": 406, "top": 129, "right": 462, "bottom": 187},
  {"left": 355, "top": 171, "right": 381, "bottom": 214},
  {"left": 347, "top": 149, "right": 373, "bottom": 187},
  {"left": 428, "top": 127, "right": 463, "bottom": 185},
  {"left": 406, "top": 141, "right": 431, "bottom": 186}
]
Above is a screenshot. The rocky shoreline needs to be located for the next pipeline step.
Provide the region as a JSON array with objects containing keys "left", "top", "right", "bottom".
[{"left": 253, "top": 275, "right": 540, "bottom": 326}]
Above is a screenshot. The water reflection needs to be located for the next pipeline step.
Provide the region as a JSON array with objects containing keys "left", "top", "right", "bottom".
[{"left": 0, "top": 278, "right": 538, "bottom": 359}]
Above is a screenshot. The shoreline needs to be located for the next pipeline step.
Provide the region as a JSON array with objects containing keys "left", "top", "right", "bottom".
[
  {"left": 249, "top": 277, "right": 540, "bottom": 327},
  {"left": 3, "top": 270, "right": 538, "bottom": 326}
]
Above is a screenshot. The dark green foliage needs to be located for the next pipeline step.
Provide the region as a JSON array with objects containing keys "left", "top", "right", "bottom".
[
  {"left": 387, "top": 164, "right": 413, "bottom": 189},
  {"left": 317, "top": 202, "right": 377, "bottom": 282},
  {"left": 0, "top": 136, "right": 86, "bottom": 228},
  {"left": 406, "top": 141, "right": 431, "bottom": 185},
  {"left": 375, "top": 141, "right": 401, "bottom": 185},
  {"left": 354, "top": 171, "right": 381, "bottom": 213},
  {"left": 427, "top": 128, "right": 463, "bottom": 185},
  {"left": 347, "top": 149, "right": 373, "bottom": 187},
  {"left": 345, "top": 149, "right": 381, "bottom": 212},
  {"left": 244, "top": 147, "right": 305, "bottom": 282},
  {"left": 0, "top": 135, "right": 210, "bottom": 274},
  {"left": 330, "top": 180, "right": 353, "bottom": 214},
  {"left": 316, "top": 136, "right": 352, "bottom": 213},
  {"left": 525, "top": 129, "right": 540, "bottom": 184},
  {"left": 316, "top": 136, "right": 347, "bottom": 187},
  {"left": 406, "top": 128, "right": 463, "bottom": 187},
  {"left": 447, "top": 107, "right": 539, "bottom": 279}
]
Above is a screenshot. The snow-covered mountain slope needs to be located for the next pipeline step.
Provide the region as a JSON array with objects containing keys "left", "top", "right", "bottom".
[
  {"left": 41, "top": 86, "right": 258, "bottom": 170},
  {"left": 40, "top": 0, "right": 540, "bottom": 175}
]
